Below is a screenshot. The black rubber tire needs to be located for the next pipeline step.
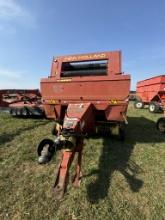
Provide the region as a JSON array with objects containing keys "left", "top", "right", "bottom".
[
  {"left": 37, "top": 138, "right": 55, "bottom": 156},
  {"left": 10, "top": 108, "right": 17, "bottom": 116},
  {"left": 16, "top": 108, "right": 22, "bottom": 116},
  {"left": 22, "top": 108, "right": 28, "bottom": 116},
  {"left": 149, "top": 102, "right": 160, "bottom": 113},
  {"left": 156, "top": 117, "right": 165, "bottom": 133},
  {"left": 134, "top": 101, "right": 144, "bottom": 109}
]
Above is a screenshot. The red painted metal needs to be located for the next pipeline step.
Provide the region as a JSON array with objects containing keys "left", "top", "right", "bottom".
[
  {"left": 40, "top": 51, "right": 130, "bottom": 199},
  {"left": 63, "top": 103, "right": 95, "bottom": 134},
  {"left": 9, "top": 93, "right": 42, "bottom": 109},
  {"left": 52, "top": 103, "right": 93, "bottom": 199},
  {"left": 0, "top": 89, "right": 41, "bottom": 107},
  {"left": 0, "top": 89, "right": 40, "bottom": 108},
  {"left": 136, "top": 75, "right": 165, "bottom": 103},
  {"left": 0, "top": 89, "right": 43, "bottom": 116},
  {"left": 53, "top": 138, "right": 83, "bottom": 200},
  {"left": 41, "top": 51, "right": 130, "bottom": 122}
]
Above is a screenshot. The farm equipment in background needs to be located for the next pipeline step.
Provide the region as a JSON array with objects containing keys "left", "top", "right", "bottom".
[
  {"left": 129, "top": 90, "right": 136, "bottom": 101},
  {"left": 37, "top": 51, "right": 130, "bottom": 199},
  {"left": 134, "top": 75, "right": 165, "bottom": 113},
  {"left": 0, "top": 89, "right": 44, "bottom": 117},
  {"left": 0, "top": 89, "right": 14, "bottom": 110}
]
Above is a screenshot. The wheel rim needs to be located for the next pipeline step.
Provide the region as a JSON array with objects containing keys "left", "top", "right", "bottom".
[
  {"left": 12, "top": 109, "right": 16, "bottom": 116},
  {"left": 136, "top": 102, "right": 143, "bottom": 108},
  {"left": 17, "top": 109, "right": 21, "bottom": 115},
  {"left": 22, "top": 109, "right": 27, "bottom": 115},
  {"left": 149, "top": 105, "right": 155, "bottom": 112},
  {"left": 37, "top": 139, "right": 55, "bottom": 156}
]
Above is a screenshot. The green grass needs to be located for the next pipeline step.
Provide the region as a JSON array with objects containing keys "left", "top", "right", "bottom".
[{"left": 0, "top": 103, "right": 165, "bottom": 220}]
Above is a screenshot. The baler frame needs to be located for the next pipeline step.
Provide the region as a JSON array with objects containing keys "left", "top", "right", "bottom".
[{"left": 38, "top": 51, "right": 130, "bottom": 199}]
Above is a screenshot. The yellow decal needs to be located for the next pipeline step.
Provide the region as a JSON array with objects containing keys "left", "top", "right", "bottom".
[
  {"left": 57, "top": 79, "right": 71, "bottom": 82},
  {"left": 48, "top": 99, "right": 57, "bottom": 104},
  {"left": 64, "top": 53, "right": 106, "bottom": 61},
  {"left": 109, "top": 99, "right": 118, "bottom": 105}
]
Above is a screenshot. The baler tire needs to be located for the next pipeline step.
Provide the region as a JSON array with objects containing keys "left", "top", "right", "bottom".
[
  {"left": 156, "top": 117, "right": 165, "bottom": 133},
  {"left": 134, "top": 101, "right": 144, "bottom": 109},
  {"left": 37, "top": 138, "right": 55, "bottom": 156},
  {"left": 149, "top": 102, "right": 160, "bottom": 113}
]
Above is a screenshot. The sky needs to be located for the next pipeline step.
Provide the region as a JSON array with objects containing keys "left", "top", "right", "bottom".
[{"left": 0, "top": 0, "right": 165, "bottom": 90}]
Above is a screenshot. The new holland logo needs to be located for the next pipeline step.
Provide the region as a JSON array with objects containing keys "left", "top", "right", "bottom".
[{"left": 64, "top": 53, "right": 106, "bottom": 61}]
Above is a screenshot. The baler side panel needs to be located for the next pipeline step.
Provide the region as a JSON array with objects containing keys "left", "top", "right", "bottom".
[{"left": 41, "top": 79, "right": 130, "bottom": 101}]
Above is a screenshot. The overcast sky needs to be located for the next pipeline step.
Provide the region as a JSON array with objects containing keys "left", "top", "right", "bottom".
[{"left": 0, "top": 0, "right": 165, "bottom": 90}]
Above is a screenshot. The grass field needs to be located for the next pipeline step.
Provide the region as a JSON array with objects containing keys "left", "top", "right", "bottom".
[{"left": 0, "top": 103, "right": 165, "bottom": 220}]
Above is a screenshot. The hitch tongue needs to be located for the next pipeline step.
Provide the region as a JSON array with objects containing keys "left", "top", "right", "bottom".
[{"left": 53, "top": 137, "right": 83, "bottom": 200}]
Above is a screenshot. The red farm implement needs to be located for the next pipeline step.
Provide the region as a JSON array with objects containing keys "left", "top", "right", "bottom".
[
  {"left": 0, "top": 89, "right": 44, "bottom": 117},
  {"left": 134, "top": 75, "right": 165, "bottom": 113},
  {"left": 37, "top": 51, "right": 130, "bottom": 199}
]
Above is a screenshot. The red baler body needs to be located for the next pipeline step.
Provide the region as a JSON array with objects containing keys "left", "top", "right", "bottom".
[
  {"left": 38, "top": 51, "right": 131, "bottom": 198},
  {"left": 41, "top": 51, "right": 130, "bottom": 124}
]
